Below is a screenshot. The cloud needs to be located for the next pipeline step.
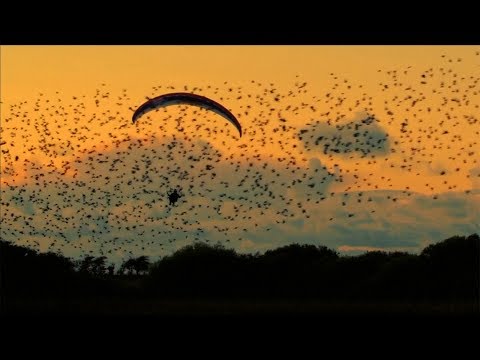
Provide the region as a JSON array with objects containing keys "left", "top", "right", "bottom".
[
  {"left": 337, "top": 245, "right": 412, "bottom": 253},
  {"left": 298, "top": 111, "right": 390, "bottom": 157},
  {"left": 227, "top": 189, "right": 479, "bottom": 255},
  {"left": 2, "top": 129, "right": 477, "bottom": 265},
  {"left": 470, "top": 166, "right": 480, "bottom": 189},
  {"left": 1, "top": 135, "right": 337, "bottom": 263}
]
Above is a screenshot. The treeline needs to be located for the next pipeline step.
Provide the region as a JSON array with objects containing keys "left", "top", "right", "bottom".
[{"left": 1, "top": 234, "right": 479, "bottom": 306}]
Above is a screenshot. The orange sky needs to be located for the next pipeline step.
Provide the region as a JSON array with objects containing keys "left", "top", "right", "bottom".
[
  {"left": 3, "top": 46, "right": 479, "bottom": 98},
  {"left": 2, "top": 46, "right": 479, "bottom": 193}
]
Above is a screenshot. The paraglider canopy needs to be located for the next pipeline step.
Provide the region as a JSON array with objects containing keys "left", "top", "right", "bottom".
[{"left": 132, "top": 92, "right": 242, "bottom": 137}]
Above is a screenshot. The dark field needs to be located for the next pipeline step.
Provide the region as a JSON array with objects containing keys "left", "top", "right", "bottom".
[{"left": 5, "top": 296, "right": 477, "bottom": 317}]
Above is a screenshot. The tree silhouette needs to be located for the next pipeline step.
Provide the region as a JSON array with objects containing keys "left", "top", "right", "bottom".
[
  {"left": 107, "top": 264, "right": 115, "bottom": 276},
  {"left": 92, "top": 256, "right": 107, "bottom": 276},
  {"left": 79, "top": 255, "right": 95, "bottom": 273},
  {"left": 0, "top": 240, "right": 76, "bottom": 296},
  {"left": 421, "top": 234, "right": 480, "bottom": 301},
  {"left": 119, "top": 258, "right": 136, "bottom": 275},
  {"left": 133, "top": 256, "right": 150, "bottom": 275},
  {"left": 2, "top": 234, "right": 479, "bottom": 315},
  {"left": 78, "top": 255, "right": 107, "bottom": 276},
  {"left": 119, "top": 256, "right": 150, "bottom": 275},
  {"left": 148, "top": 242, "right": 243, "bottom": 296}
]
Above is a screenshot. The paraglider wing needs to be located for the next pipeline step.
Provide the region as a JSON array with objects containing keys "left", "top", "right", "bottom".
[{"left": 132, "top": 92, "right": 242, "bottom": 137}]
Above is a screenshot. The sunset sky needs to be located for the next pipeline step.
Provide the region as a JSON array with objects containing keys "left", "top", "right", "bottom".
[{"left": 1, "top": 46, "right": 479, "bottom": 263}]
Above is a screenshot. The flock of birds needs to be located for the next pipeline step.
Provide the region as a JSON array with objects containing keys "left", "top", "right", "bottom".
[{"left": 1, "top": 52, "right": 479, "bottom": 262}]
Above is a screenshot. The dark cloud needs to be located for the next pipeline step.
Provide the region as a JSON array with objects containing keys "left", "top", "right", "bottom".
[{"left": 298, "top": 111, "right": 390, "bottom": 157}]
